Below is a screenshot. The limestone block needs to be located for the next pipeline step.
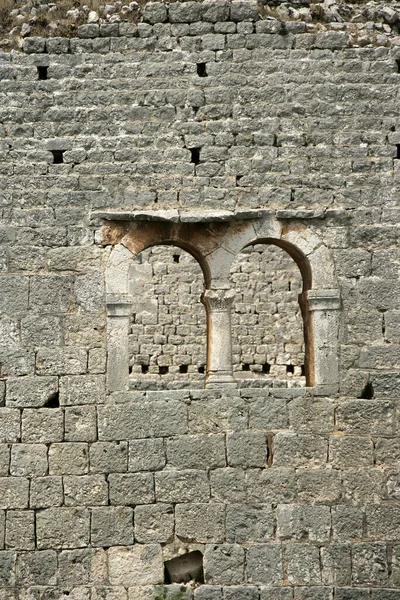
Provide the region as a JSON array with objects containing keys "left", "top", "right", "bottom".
[
  {"left": 329, "top": 436, "right": 374, "bottom": 468},
  {"left": 23, "top": 37, "right": 46, "bottom": 53},
  {"left": 297, "top": 470, "right": 341, "bottom": 504},
  {"left": 49, "top": 443, "right": 89, "bottom": 475},
  {"left": 129, "top": 438, "right": 165, "bottom": 472},
  {"left": 204, "top": 544, "right": 245, "bottom": 585},
  {"left": 6, "top": 376, "right": 58, "bottom": 408},
  {"left": 90, "top": 442, "right": 128, "bottom": 473},
  {"left": 20, "top": 315, "right": 63, "bottom": 347},
  {"left": 273, "top": 433, "right": 328, "bottom": 468},
  {"left": 351, "top": 543, "right": 389, "bottom": 586},
  {"left": 194, "top": 587, "right": 222, "bottom": 600},
  {"left": 226, "top": 504, "right": 274, "bottom": 543},
  {"left": 60, "top": 375, "right": 106, "bottom": 406},
  {"left": 15, "top": 550, "right": 57, "bottom": 586},
  {"left": 0, "top": 478, "right": 29, "bottom": 509},
  {"left": 65, "top": 406, "right": 97, "bottom": 442},
  {"left": 134, "top": 505, "right": 174, "bottom": 544},
  {"left": 143, "top": 3, "right": 168, "bottom": 24},
  {"left": 246, "top": 468, "right": 296, "bottom": 503},
  {"left": 108, "top": 545, "right": 163, "bottom": 586},
  {"left": 210, "top": 468, "right": 246, "bottom": 503},
  {"left": 246, "top": 544, "right": 283, "bottom": 586},
  {"left": 166, "top": 434, "right": 226, "bottom": 469},
  {"left": 288, "top": 397, "right": 334, "bottom": 433},
  {"left": 36, "top": 508, "right": 90, "bottom": 549},
  {"left": 175, "top": 503, "right": 225, "bottom": 543},
  {"left": 285, "top": 544, "right": 321, "bottom": 586},
  {"left": 58, "top": 548, "right": 108, "bottom": 586},
  {"left": 22, "top": 409, "right": 63, "bottom": 443},
  {"left": 36, "top": 348, "right": 87, "bottom": 376},
  {"left": 155, "top": 470, "right": 210, "bottom": 503},
  {"left": 0, "top": 551, "right": 16, "bottom": 586},
  {"left": 30, "top": 477, "right": 63, "bottom": 508},
  {"left": 91, "top": 507, "right": 134, "bottom": 547},
  {"left": 248, "top": 398, "right": 288, "bottom": 430},
  {"left": 276, "top": 505, "right": 330, "bottom": 543},
  {"left": 64, "top": 475, "right": 108, "bottom": 507},
  {"left": 29, "top": 275, "right": 75, "bottom": 313},
  {"left": 0, "top": 410, "right": 20, "bottom": 443},
  {"left": 230, "top": 1, "right": 259, "bottom": 22},
  {"left": 5, "top": 511, "right": 35, "bottom": 550},
  {"left": 331, "top": 506, "right": 364, "bottom": 542},
  {"left": 336, "top": 400, "right": 394, "bottom": 435},
  {"left": 343, "top": 469, "right": 386, "bottom": 504},
  {"left": 109, "top": 473, "right": 155, "bottom": 505},
  {"left": 10, "top": 444, "right": 48, "bottom": 477},
  {"left": 227, "top": 432, "right": 267, "bottom": 468}
]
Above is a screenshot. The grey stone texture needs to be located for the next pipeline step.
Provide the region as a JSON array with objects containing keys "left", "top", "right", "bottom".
[{"left": 0, "top": 0, "right": 399, "bottom": 597}]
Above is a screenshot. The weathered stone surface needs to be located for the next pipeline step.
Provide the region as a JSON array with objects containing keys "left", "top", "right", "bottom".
[
  {"left": 0, "top": 3, "right": 399, "bottom": 595},
  {"left": 36, "top": 508, "right": 90, "bottom": 549},
  {"left": 108, "top": 545, "right": 163, "bottom": 586}
]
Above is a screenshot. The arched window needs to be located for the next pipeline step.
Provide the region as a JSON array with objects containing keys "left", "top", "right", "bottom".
[
  {"left": 127, "top": 245, "right": 206, "bottom": 388},
  {"left": 230, "top": 243, "right": 306, "bottom": 387}
]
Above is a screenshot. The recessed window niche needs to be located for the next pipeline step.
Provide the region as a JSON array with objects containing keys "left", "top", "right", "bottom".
[{"left": 128, "top": 245, "right": 206, "bottom": 389}]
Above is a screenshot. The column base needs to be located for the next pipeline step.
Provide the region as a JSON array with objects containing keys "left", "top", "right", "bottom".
[{"left": 205, "top": 373, "right": 238, "bottom": 389}]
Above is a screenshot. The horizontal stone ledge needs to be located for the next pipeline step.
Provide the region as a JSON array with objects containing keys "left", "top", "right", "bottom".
[{"left": 89, "top": 208, "right": 347, "bottom": 225}]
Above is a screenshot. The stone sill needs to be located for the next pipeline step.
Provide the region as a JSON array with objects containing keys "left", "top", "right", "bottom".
[{"left": 90, "top": 208, "right": 347, "bottom": 225}]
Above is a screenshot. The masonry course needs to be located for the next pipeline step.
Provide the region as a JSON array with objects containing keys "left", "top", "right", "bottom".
[{"left": 0, "top": 0, "right": 400, "bottom": 597}]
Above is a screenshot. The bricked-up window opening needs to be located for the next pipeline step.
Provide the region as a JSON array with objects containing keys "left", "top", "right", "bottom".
[
  {"left": 230, "top": 244, "right": 306, "bottom": 387},
  {"left": 128, "top": 245, "right": 206, "bottom": 389},
  {"left": 37, "top": 66, "right": 48, "bottom": 80},
  {"left": 51, "top": 150, "right": 64, "bottom": 164},
  {"left": 164, "top": 551, "right": 204, "bottom": 584},
  {"left": 197, "top": 63, "right": 207, "bottom": 77}
]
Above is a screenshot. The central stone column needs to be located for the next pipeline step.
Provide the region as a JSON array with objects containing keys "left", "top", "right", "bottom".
[{"left": 201, "top": 288, "right": 237, "bottom": 388}]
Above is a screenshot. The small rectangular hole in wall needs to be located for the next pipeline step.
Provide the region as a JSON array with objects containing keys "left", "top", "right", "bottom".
[
  {"left": 198, "top": 365, "right": 205, "bottom": 374},
  {"left": 262, "top": 362, "right": 271, "bottom": 374},
  {"left": 164, "top": 551, "right": 204, "bottom": 584},
  {"left": 190, "top": 148, "right": 200, "bottom": 165},
  {"left": 37, "top": 66, "right": 48, "bottom": 80},
  {"left": 396, "top": 59, "right": 400, "bottom": 73},
  {"left": 51, "top": 150, "right": 64, "bottom": 164},
  {"left": 179, "top": 365, "right": 188, "bottom": 373},
  {"left": 197, "top": 63, "right": 207, "bottom": 77},
  {"left": 173, "top": 255, "right": 180, "bottom": 263},
  {"left": 159, "top": 366, "right": 169, "bottom": 375},
  {"left": 141, "top": 364, "right": 149, "bottom": 374},
  {"left": 44, "top": 391, "right": 59, "bottom": 408},
  {"left": 396, "top": 144, "right": 400, "bottom": 159},
  {"left": 286, "top": 364, "right": 294, "bottom": 374},
  {"left": 301, "top": 364, "right": 306, "bottom": 377},
  {"left": 242, "top": 363, "right": 251, "bottom": 371}
]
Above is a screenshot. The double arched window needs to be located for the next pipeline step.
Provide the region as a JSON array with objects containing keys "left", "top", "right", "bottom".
[{"left": 103, "top": 213, "right": 340, "bottom": 396}]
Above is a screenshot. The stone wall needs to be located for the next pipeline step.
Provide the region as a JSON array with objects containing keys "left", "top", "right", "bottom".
[
  {"left": 129, "top": 244, "right": 304, "bottom": 388},
  {"left": 0, "top": 0, "right": 400, "bottom": 597}
]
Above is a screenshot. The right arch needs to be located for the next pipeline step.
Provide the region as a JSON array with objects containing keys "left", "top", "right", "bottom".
[{"left": 232, "top": 219, "right": 340, "bottom": 395}]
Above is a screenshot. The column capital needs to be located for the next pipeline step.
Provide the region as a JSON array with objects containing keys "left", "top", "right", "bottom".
[
  {"left": 201, "top": 288, "right": 235, "bottom": 312},
  {"left": 107, "top": 294, "right": 133, "bottom": 317},
  {"left": 306, "top": 289, "right": 341, "bottom": 311}
]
